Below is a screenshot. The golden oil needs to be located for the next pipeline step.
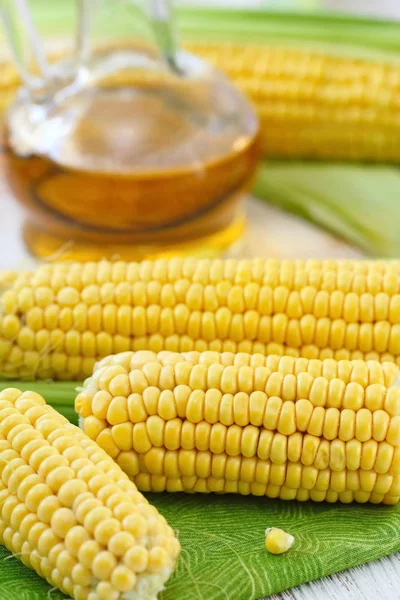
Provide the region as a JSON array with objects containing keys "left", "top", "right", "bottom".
[{"left": 3, "top": 60, "right": 259, "bottom": 261}]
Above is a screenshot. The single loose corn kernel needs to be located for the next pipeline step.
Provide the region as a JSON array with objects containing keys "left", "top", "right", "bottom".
[{"left": 265, "top": 527, "right": 295, "bottom": 554}]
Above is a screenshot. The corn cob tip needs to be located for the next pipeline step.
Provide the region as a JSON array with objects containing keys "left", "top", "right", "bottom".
[{"left": 0, "top": 387, "right": 180, "bottom": 600}]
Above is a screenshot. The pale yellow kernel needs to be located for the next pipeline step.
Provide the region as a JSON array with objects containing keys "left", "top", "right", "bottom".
[
  {"left": 375, "top": 442, "right": 394, "bottom": 474},
  {"left": 307, "top": 406, "right": 325, "bottom": 437},
  {"left": 263, "top": 396, "right": 283, "bottom": 431},
  {"left": 75, "top": 392, "right": 93, "bottom": 419},
  {"left": 247, "top": 391, "right": 266, "bottom": 427},
  {"left": 56, "top": 549, "right": 77, "bottom": 577},
  {"left": 287, "top": 433, "right": 302, "bottom": 464},
  {"left": 364, "top": 384, "right": 385, "bottom": 413},
  {"left": 254, "top": 366, "right": 270, "bottom": 391},
  {"left": 109, "top": 374, "right": 131, "bottom": 398},
  {"left": 24, "top": 482, "right": 52, "bottom": 513},
  {"left": 122, "top": 513, "right": 147, "bottom": 538},
  {"left": 16, "top": 473, "right": 42, "bottom": 502},
  {"left": 84, "top": 505, "right": 114, "bottom": 535},
  {"left": 339, "top": 409, "right": 356, "bottom": 442},
  {"left": 111, "top": 565, "right": 136, "bottom": 593},
  {"left": 46, "top": 466, "right": 75, "bottom": 493},
  {"left": 323, "top": 408, "right": 340, "bottom": 441},
  {"left": 95, "top": 582, "right": 119, "bottom": 600},
  {"left": 343, "top": 382, "right": 364, "bottom": 411},
  {"left": 110, "top": 503, "right": 134, "bottom": 523},
  {"left": 266, "top": 372, "right": 284, "bottom": 397},
  {"left": 47, "top": 542, "right": 64, "bottom": 566},
  {"left": 384, "top": 387, "right": 400, "bottom": 417},
  {"left": 148, "top": 546, "right": 171, "bottom": 572},
  {"left": 372, "top": 410, "right": 390, "bottom": 442},
  {"left": 131, "top": 422, "right": 151, "bottom": 453},
  {"left": 295, "top": 399, "right": 313, "bottom": 432},
  {"left": 301, "top": 434, "right": 319, "bottom": 466},
  {"left": 265, "top": 528, "right": 295, "bottom": 555},
  {"left": 92, "top": 551, "right": 117, "bottom": 581},
  {"left": 387, "top": 416, "right": 400, "bottom": 446},
  {"left": 293, "top": 369, "right": 309, "bottom": 398},
  {"left": 124, "top": 546, "right": 148, "bottom": 572},
  {"left": 94, "top": 518, "right": 121, "bottom": 546},
  {"left": 65, "top": 526, "right": 90, "bottom": 556},
  {"left": 220, "top": 366, "right": 238, "bottom": 394},
  {"left": 278, "top": 401, "right": 296, "bottom": 436},
  {"left": 186, "top": 390, "right": 205, "bottom": 424},
  {"left": 107, "top": 531, "right": 135, "bottom": 557},
  {"left": 37, "top": 495, "right": 62, "bottom": 523},
  {"left": 37, "top": 529, "right": 61, "bottom": 557},
  {"left": 96, "top": 429, "right": 120, "bottom": 458},
  {"left": 83, "top": 416, "right": 107, "bottom": 440},
  {"left": 157, "top": 390, "right": 177, "bottom": 421},
  {"left": 51, "top": 507, "right": 77, "bottom": 538},
  {"left": 356, "top": 409, "right": 373, "bottom": 442},
  {"left": 207, "top": 423, "right": 226, "bottom": 455},
  {"left": 71, "top": 564, "right": 92, "bottom": 587},
  {"left": 107, "top": 396, "right": 129, "bottom": 426},
  {"left": 62, "top": 445, "right": 87, "bottom": 464},
  {"left": 111, "top": 423, "right": 133, "bottom": 452},
  {"left": 2, "top": 315, "right": 20, "bottom": 340}
]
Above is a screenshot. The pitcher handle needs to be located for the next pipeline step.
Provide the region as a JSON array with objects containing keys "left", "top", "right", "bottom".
[
  {"left": 148, "top": 0, "right": 180, "bottom": 73},
  {"left": 0, "top": 0, "right": 51, "bottom": 95}
]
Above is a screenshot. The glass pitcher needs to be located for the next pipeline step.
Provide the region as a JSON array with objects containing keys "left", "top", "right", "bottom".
[{"left": 0, "top": 0, "right": 259, "bottom": 261}]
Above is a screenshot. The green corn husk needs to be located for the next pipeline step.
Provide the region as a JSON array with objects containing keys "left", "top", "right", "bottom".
[
  {"left": 254, "top": 161, "right": 400, "bottom": 258},
  {"left": 7, "top": 4, "right": 400, "bottom": 61}
]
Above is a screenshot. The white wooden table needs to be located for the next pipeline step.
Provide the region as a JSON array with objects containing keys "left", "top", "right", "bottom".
[{"left": 2, "top": 180, "right": 399, "bottom": 599}]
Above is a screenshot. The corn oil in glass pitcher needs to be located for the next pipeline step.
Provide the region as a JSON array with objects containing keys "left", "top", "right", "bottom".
[{"left": 1, "top": 0, "right": 259, "bottom": 261}]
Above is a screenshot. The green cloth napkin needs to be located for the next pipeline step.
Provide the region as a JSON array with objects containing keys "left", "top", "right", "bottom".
[
  {"left": 0, "top": 381, "right": 399, "bottom": 600},
  {"left": 0, "top": 492, "right": 399, "bottom": 600}
]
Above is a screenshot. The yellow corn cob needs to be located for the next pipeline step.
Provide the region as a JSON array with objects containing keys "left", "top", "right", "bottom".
[
  {"left": 190, "top": 43, "right": 400, "bottom": 162},
  {"left": 76, "top": 350, "right": 400, "bottom": 505},
  {"left": 1, "top": 43, "right": 400, "bottom": 161},
  {"left": 0, "top": 387, "right": 180, "bottom": 600},
  {"left": 2, "top": 259, "right": 400, "bottom": 380}
]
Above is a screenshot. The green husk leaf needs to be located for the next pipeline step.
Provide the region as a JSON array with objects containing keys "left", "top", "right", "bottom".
[
  {"left": 4, "top": 3, "right": 400, "bottom": 62},
  {"left": 254, "top": 161, "right": 400, "bottom": 257}
]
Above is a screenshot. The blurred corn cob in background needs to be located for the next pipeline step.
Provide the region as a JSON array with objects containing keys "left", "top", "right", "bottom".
[
  {"left": 1, "top": 40, "right": 400, "bottom": 162},
  {"left": 192, "top": 43, "right": 400, "bottom": 162}
]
